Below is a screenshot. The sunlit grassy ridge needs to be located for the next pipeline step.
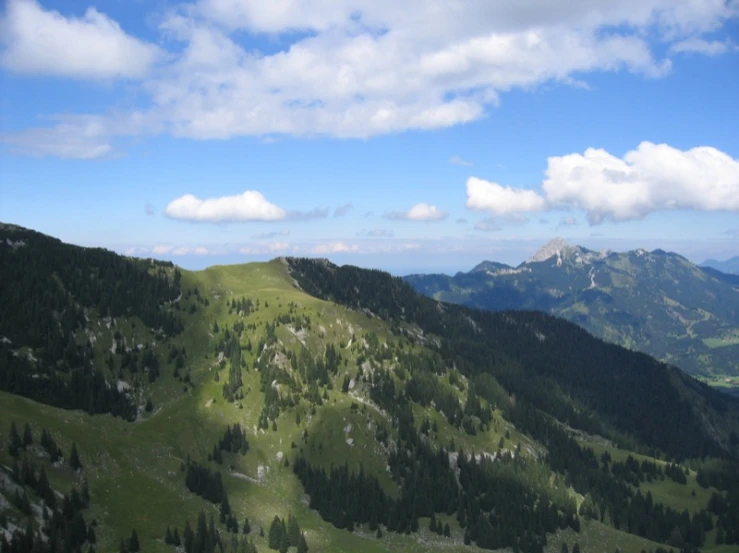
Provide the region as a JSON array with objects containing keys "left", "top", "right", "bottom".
[{"left": 2, "top": 258, "right": 738, "bottom": 553}]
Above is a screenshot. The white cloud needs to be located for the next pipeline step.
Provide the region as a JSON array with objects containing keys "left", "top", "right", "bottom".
[
  {"left": 450, "top": 155, "right": 473, "bottom": 167},
  {"left": 7, "top": 0, "right": 738, "bottom": 156},
  {"left": 474, "top": 218, "right": 503, "bottom": 232},
  {"left": 152, "top": 245, "right": 174, "bottom": 255},
  {"left": 466, "top": 177, "right": 546, "bottom": 215},
  {"left": 312, "top": 242, "right": 360, "bottom": 254},
  {"left": 359, "top": 228, "right": 395, "bottom": 238},
  {"left": 386, "top": 203, "right": 449, "bottom": 222},
  {"left": 670, "top": 38, "right": 734, "bottom": 56},
  {"left": 287, "top": 208, "right": 330, "bottom": 221},
  {"left": 165, "top": 190, "right": 287, "bottom": 222},
  {"left": 251, "top": 230, "right": 290, "bottom": 239},
  {"left": 0, "top": 0, "right": 160, "bottom": 79},
  {"left": 557, "top": 216, "right": 578, "bottom": 227},
  {"left": 267, "top": 242, "right": 291, "bottom": 252},
  {"left": 542, "top": 142, "right": 739, "bottom": 223},
  {"left": 334, "top": 203, "right": 354, "bottom": 217}
]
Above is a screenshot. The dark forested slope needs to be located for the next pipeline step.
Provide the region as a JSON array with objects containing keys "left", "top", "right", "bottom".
[{"left": 286, "top": 257, "right": 739, "bottom": 460}]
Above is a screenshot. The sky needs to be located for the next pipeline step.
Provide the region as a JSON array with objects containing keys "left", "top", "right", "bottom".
[{"left": 1, "top": 0, "right": 738, "bottom": 275}]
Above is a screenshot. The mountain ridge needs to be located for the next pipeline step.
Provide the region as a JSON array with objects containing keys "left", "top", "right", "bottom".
[
  {"left": 404, "top": 240, "right": 739, "bottom": 378},
  {"left": 2, "top": 224, "right": 739, "bottom": 553}
]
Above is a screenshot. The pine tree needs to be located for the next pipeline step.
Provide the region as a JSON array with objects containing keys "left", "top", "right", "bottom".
[
  {"left": 297, "top": 532, "right": 309, "bottom": 553},
  {"left": 128, "top": 529, "right": 140, "bottom": 553},
  {"left": 88, "top": 526, "right": 97, "bottom": 544},
  {"left": 173, "top": 527, "right": 181, "bottom": 547},
  {"left": 165, "top": 526, "right": 174, "bottom": 545},
  {"left": 8, "top": 421, "right": 21, "bottom": 457},
  {"left": 69, "top": 442, "right": 83, "bottom": 470},
  {"left": 268, "top": 516, "right": 282, "bottom": 550},
  {"left": 22, "top": 423, "right": 33, "bottom": 446},
  {"left": 287, "top": 513, "right": 301, "bottom": 547},
  {"left": 572, "top": 544, "right": 581, "bottom": 553},
  {"left": 243, "top": 517, "right": 251, "bottom": 534}
]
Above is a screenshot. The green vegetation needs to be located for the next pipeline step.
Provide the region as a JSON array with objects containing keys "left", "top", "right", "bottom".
[
  {"left": 1, "top": 226, "right": 739, "bottom": 553},
  {"left": 404, "top": 239, "right": 739, "bottom": 377}
]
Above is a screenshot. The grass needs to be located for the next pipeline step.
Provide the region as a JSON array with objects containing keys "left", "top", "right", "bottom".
[{"left": 0, "top": 259, "right": 721, "bottom": 553}]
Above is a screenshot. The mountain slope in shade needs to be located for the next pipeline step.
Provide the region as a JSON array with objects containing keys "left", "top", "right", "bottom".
[
  {"left": 405, "top": 238, "right": 739, "bottom": 377},
  {"left": 702, "top": 256, "right": 739, "bottom": 275}
]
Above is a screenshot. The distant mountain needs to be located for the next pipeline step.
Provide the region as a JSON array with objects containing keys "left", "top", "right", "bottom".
[
  {"left": 405, "top": 238, "right": 739, "bottom": 377},
  {"left": 702, "top": 255, "right": 739, "bottom": 275}
]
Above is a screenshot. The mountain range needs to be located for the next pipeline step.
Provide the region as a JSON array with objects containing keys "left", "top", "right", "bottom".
[
  {"left": 1, "top": 224, "right": 739, "bottom": 553},
  {"left": 404, "top": 238, "right": 739, "bottom": 379},
  {"left": 702, "top": 256, "right": 739, "bottom": 276}
]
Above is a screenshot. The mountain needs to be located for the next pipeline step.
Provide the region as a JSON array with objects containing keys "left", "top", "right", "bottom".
[
  {"left": 702, "top": 256, "right": 739, "bottom": 276},
  {"left": 2, "top": 225, "right": 739, "bottom": 553},
  {"left": 405, "top": 238, "right": 739, "bottom": 378}
]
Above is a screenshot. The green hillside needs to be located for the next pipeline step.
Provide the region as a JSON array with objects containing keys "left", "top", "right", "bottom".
[
  {"left": 1, "top": 225, "right": 739, "bottom": 553},
  {"left": 404, "top": 238, "right": 739, "bottom": 379}
]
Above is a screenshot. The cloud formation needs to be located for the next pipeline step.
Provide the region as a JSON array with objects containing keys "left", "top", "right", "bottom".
[
  {"left": 557, "top": 216, "right": 578, "bottom": 228},
  {"left": 1, "top": 0, "right": 160, "bottom": 79},
  {"left": 359, "top": 228, "right": 395, "bottom": 238},
  {"left": 312, "top": 242, "right": 360, "bottom": 254},
  {"left": 543, "top": 142, "right": 739, "bottom": 223},
  {"left": 467, "top": 142, "right": 739, "bottom": 224},
  {"left": 251, "top": 230, "right": 290, "bottom": 239},
  {"left": 386, "top": 203, "right": 448, "bottom": 221},
  {"left": 466, "top": 177, "right": 547, "bottom": 215},
  {"left": 334, "top": 203, "right": 354, "bottom": 217},
  {"left": 474, "top": 218, "right": 503, "bottom": 232},
  {"left": 449, "top": 155, "right": 473, "bottom": 167},
  {"left": 165, "top": 190, "right": 286, "bottom": 222},
  {"left": 670, "top": 38, "right": 735, "bottom": 56},
  {"left": 4, "top": 0, "right": 737, "bottom": 157}
]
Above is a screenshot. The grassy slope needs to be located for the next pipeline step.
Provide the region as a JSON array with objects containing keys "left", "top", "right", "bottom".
[{"left": 1, "top": 259, "right": 725, "bottom": 553}]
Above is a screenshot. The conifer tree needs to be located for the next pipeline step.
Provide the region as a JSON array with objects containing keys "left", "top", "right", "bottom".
[
  {"left": 22, "top": 423, "right": 33, "bottom": 446},
  {"left": 297, "top": 533, "right": 309, "bottom": 553},
  {"left": 69, "top": 442, "right": 83, "bottom": 470},
  {"left": 287, "top": 513, "right": 301, "bottom": 547},
  {"left": 128, "top": 529, "right": 140, "bottom": 552},
  {"left": 8, "top": 421, "right": 21, "bottom": 457}
]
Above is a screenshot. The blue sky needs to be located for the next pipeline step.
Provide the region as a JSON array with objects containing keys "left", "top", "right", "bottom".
[{"left": 1, "top": 0, "right": 738, "bottom": 274}]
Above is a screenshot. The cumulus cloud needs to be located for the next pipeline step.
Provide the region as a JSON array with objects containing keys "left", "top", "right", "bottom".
[
  {"left": 670, "top": 38, "right": 734, "bottom": 56},
  {"left": 542, "top": 142, "right": 739, "bottom": 223},
  {"left": 466, "top": 177, "right": 547, "bottom": 215},
  {"left": 467, "top": 142, "right": 739, "bottom": 223},
  {"left": 557, "top": 216, "right": 578, "bottom": 228},
  {"left": 287, "top": 208, "right": 330, "bottom": 221},
  {"left": 252, "top": 230, "right": 290, "bottom": 239},
  {"left": 334, "top": 203, "right": 354, "bottom": 217},
  {"left": 386, "top": 203, "right": 448, "bottom": 222},
  {"left": 359, "top": 228, "right": 395, "bottom": 238},
  {"left": 6, "top": 0, "right": 737, "bottom": 156},
  {"left": 0, "top": 0, "right": 160, "bottom": 79},
  {"left": 150, "top": 245, "right": 212, "bottom": 255},
  {"left": 474, "top": 218, "right": 503, "bottom": 232},
  {"left": 450, "top": 155, "right": 473, "bottom": 167},
  {"left": 165, "top": 190, "right": 286, "bottom": 222},
  {"left": 312, "top": 242, "right": 360, "bottom": 254},
  {"left": 267, "top": 242, "right": 291, "bottom": 252}
]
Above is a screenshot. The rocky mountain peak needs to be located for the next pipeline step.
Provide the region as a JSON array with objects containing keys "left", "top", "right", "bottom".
[{"left": 527, "top": 237, "right": 573, "bottom": 263}]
